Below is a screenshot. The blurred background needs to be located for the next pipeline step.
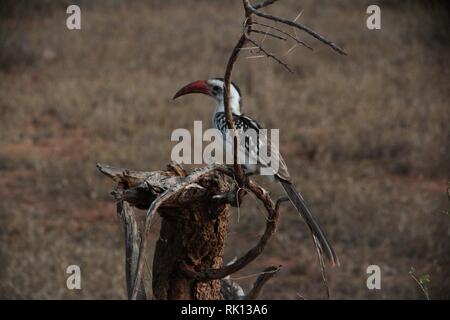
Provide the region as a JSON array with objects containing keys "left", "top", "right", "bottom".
[{"left": 0, "top": 0, "right": 448, "bottom": 299}]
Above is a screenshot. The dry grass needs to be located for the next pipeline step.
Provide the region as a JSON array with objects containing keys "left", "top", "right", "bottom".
[{"left": 0, "top": 0, "right": 448, "bottom": 299}]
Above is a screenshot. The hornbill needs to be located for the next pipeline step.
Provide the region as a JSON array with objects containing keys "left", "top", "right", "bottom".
[{"left": 173, "top": 78, "right": 339, "bottom": 266}]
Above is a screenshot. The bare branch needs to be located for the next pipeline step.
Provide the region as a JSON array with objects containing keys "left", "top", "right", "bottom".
[
  {"left": 221, "top": 0, "right": 255, "bottom": 186},
  {"left": 238, "top": 46, "right": 260, "bottom": 51},
  {"left": 409, "top": 268, "right": 431, "bottom": 300},
  {"left": 180, "top": 190, "right": 288, "bottom": 281},
  {"left": 223, "top": 0, "right": 345, "bottom": 189},
  {"left": 223, "top": 32, "right": 249, "bottom": 134},
  {"left": 246, "top": 55, "right": 267, "bottom": 59},
  {"left": 251, "top": 21, "right": 313, "bottom": 50},
  {"left": 247, "top": 38, "right": 294, "bottom": 73},
  {"left": 223, "top": 38, "right": 247, "bottom": 185},
  {"left": 116, "top": 200, "right": 147, "bottom": 300},
  {"left": 252, "top": 29, "right": 287, "bottom": 41},
  {"left": 245, "top": 265, "right": 281, "bottom": 300},
  {"left": 253, "top": 0, "right": 279, "bottom": 10},
  {"left": 246, "top": 3, "right": 347, "bottom": 55},
  {"left": 212, "top": 187, "right": 247, "bottom": 207}
]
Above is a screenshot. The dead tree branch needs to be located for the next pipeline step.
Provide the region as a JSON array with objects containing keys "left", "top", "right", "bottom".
[
  {"left": 251, "top": 29, "right": 287, "bottom": 41},
  {"left": 222, "top": 8, "right": 251, "bottom": 185},
  {"left": 116, "top": 200, "right": 147, "bottom": 300},
  {"left": 251, "top": 21, "right": 313, "bottom": 50},
  {"left": 179, "top": 192, "right": 288, "bottom": 281},
  {"left": 218, "top": 0, "right": 345, "bottom": 298},
  {"left": 131, "top": 164, "right": 227, "bottom": 299},
  {"left": 98, "top": 162, "right": 284, "bottom": 300},
  {"left": 99, "top": 163, "right": 237, "bottom": 299},
  {"left": 253, "top": 0, "right": 279, "bottom": 10},
  {"left": 223, "top": 0, "right": 345, "bottom": 180},
  {"left": 220, "top": 265, "right": 281, "bottom": 300},
  {"left": 247, "top": 38, "right": 293, "bottom": 73},
  {"left": 245, "top": 2, "right": 346, "bottom": 55},
  {"left": 245, "top": 265, "right": 281, "bottom": 300}
]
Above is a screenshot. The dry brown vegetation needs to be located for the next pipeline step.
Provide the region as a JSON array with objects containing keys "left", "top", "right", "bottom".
[{"left": 0, "top": 0, "right": 448, "bottom": 299}]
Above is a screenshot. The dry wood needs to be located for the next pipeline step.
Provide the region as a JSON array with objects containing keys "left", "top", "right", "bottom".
[
  {"left": 179, "top": 187, "right": 287, "bottom": 281},
  {"left": 98, "top": 163, "right": 284, "bottom": 300},
  {"left": 246, "top": 2, "right": 346, "bottom": 55},
  {"left": 251, "top": 21, "right": 313, "bottom": 50},
  {"left": 245, "top": 265, "right": 281, "bottom": 300},
  {"left": 116, "top": 200, "right": 146, "bottom": 300}
]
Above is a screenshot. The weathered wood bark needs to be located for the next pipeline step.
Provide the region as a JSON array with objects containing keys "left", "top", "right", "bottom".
[
  {"left": 116, "top": 200, "right": 146, "bottom": 300},
  {"left": 97, "top": 163, "right": 282, "bottom": 300},
  {"left": 152, "top": 173, "right": 231, "bottom": 299},
  {"left": 98, "top": 163, "right": 239, "bottom": 299}
]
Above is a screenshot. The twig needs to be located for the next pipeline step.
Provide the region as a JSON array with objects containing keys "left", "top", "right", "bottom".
[
  {"left": 212, "top": 187, "right": 247, "bottom": 207},
  {"left": 238, "top": 46, "right": 260, "bottom": 51},
  {"left": 409, "top": 268, "right": 430, "bottom": 300},
  {"left": 252, "top": 29, "right": 287, "bottom": 41},
  {"left": 246, "top": 2, "right": 346, "bottom": 55},
  {"left": 247, "top": 38, "right": 294, "bottom": 73},
  {"left": 293, "top": 10, "right": 304, "bottom": 23},
  {"left": 246, "top": 55, "right": 267, "bottom": 59},
  {"left": 117, "top": 200, "right": 147, "bottom": 300},
  {"left": 253, "top": 0, "right": 279, "bottom": 10},
  {"left": 282, "top": 44, "right": 298, "bottom": 57},
  {"left": 223, "top": 46, "right": 247, "bottom": 185},
  {"left": 251, "top": 21, "right": 313, "bottom": 50},
  {"left": 180, "top": 190, "right": 287, "bottom": 281},
  {"left": 245, "top": 265, "right": 281, "bottom": 300}
]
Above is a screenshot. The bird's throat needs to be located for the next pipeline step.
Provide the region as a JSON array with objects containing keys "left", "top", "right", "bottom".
[{"left": 215, "top": 99, "right": 241, "bottom": 116}]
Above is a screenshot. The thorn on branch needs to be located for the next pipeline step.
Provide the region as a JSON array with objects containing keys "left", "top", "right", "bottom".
[
  {"left": 282, "top": 44, "right": 298, "bottom": 57},
  {"left": 251, "top": 21, "right": 313, "bottom": 50},
  {"left": 293, "top": 10, "right": 304, "bottom": 23},
  {"left": 247, "top": 2, "right": 347, "bottom": 55},
  {"left": 247, "top": 38, "right": 294, "bottom": 74}
]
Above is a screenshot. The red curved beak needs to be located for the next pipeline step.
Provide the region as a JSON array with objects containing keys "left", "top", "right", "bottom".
[{"left": 173, "top": 80, "right": 211, "bottom": 100}]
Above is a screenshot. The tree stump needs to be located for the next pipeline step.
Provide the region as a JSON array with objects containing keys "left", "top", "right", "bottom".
[
  {"left": 152, "top": 172, "right": 230, "bottom": 299},
  {"left": 97, "top": 163, "right": 281, "bottom": 300}
]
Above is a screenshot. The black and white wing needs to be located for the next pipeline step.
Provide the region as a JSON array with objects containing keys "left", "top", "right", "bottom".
[{"left": 213, "top": 112, "right": 289, "bottom": 179}]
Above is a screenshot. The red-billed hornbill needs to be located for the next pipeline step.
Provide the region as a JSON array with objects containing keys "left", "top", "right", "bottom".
[{"left": 173, "top": 78, "right": 339, "bottom": 266}]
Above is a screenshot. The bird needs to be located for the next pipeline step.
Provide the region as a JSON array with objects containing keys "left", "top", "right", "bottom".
[{"left": 173, "top": 78, "right": 339, "bottom": 266}]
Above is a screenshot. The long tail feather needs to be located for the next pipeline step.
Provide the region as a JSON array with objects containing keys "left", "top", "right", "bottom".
[{"left": 278, "top": 179, "right": 339, "bottom": 266}]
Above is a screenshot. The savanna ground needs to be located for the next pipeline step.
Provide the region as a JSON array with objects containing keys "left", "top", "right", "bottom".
[{"left": 0, "top": 0, "right": 448, "bottom": 299}]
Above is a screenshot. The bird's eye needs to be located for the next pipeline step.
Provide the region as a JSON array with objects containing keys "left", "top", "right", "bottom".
[{"left": 212, "top": 85, "right": 220, "bottom": 93}]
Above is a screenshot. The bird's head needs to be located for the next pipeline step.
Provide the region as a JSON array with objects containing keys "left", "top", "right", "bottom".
[{"left": 173, "top": 78, "right": 242, "bottom": 114}]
